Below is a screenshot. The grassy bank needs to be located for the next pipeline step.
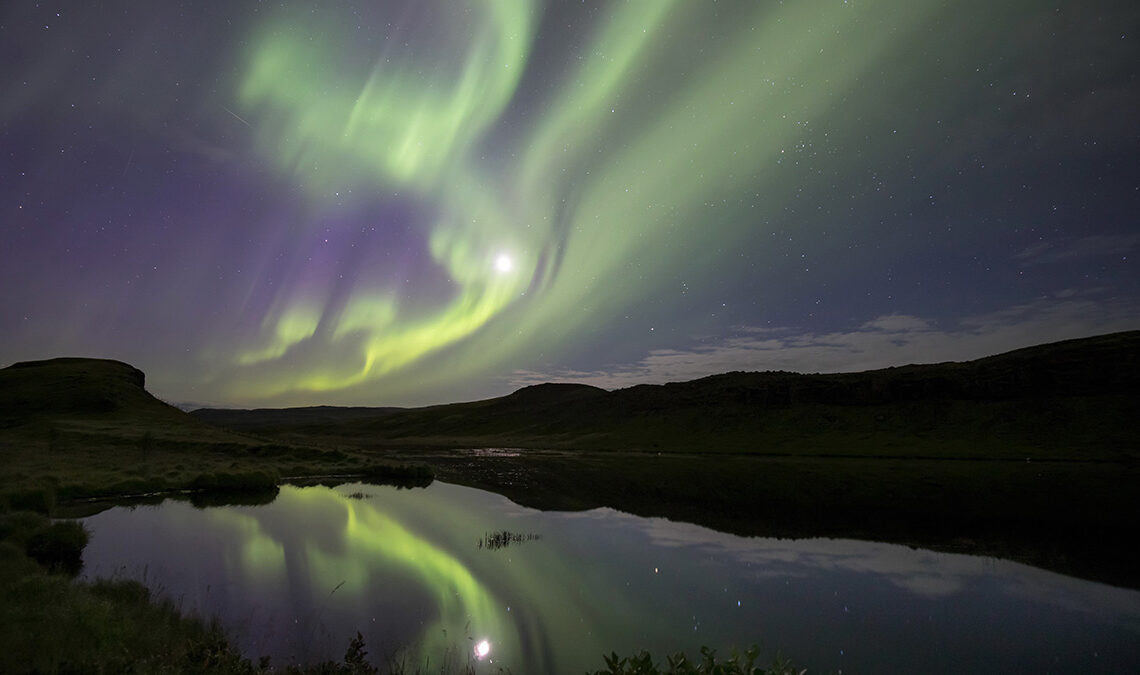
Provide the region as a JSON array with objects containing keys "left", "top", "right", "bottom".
[{"left": 0, "top": 419, "right": 435, "bottom": 512}]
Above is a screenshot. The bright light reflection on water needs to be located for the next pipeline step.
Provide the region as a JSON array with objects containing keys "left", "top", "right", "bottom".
[
  {"left": 474, "top": 639, "right": 491, "bottom": 660},
  {"left": 79, "top": 482, "right": 1140, "bottom": 673}
]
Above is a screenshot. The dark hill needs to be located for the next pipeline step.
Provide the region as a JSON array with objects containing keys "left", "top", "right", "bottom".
[
  {"left": 502, "top": 382, "right": 608, "bottom": 404},
  {"left": 0, "top": 357, "right": 185, "bottom": 425},
  {"left": 0, "top": 357, "right": 261, "bottom": 452},
  {"left": 0, "top": 356, "right": 389, "bottom": 506},
  {"left": 193, "top": 331, "right": 1140, "bottom": 459},
  {"left": 190, "top": 405, "right": 406, "bottom": 431}
]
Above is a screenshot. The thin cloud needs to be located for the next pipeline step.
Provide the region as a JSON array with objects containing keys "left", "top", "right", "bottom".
[
  {"left": 510, "top": 293, "right": 1140, "bottom": 390},
  {"left": 1015, "top": 234, "right": 1140, "bottom": 267}
]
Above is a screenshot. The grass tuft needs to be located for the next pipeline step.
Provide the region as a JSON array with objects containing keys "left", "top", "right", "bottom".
[
  {"left": 1, "top": 485, "right": 56, "bottom": 515},
  {"left": 189, "top": 469, "right": 280, "bottom": 493},
  {"left": 0, "top": 511, "right": 51, "bottom": 546},
  {"left": 360, "top": 463, "right": 434, "bottom": 488},
  {"left": 25, "top": 520, "right": 88, "bottom": 575},
  {"left": 590, "top": 645, "right": 804, "bottom": 675}
]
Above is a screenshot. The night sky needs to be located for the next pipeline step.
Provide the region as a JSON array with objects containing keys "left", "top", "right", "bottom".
[{"left": 2, "top": 0, "right": 1138, "bottom": 408}]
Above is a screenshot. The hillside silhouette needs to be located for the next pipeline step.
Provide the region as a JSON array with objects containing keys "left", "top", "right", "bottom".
[
  {"left": 0, "top": 356, "right": 429, "bottom": 507},
  {"left": 0, "top": 357, "right": 263, "bottom": 453},
  {"left": 193, "top": 330, "right": 1140, "bottom": 459},
  {"left": 0, "top": 358, "right": 180, "bottom": 424}
]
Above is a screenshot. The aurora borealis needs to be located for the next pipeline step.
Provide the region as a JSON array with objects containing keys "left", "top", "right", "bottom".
[
  {"left": 77, "top": 481, "right": 1140, "bottom": 672},
  {"left": 2, "top": 0, "right": 1138, "bottom": 407}
]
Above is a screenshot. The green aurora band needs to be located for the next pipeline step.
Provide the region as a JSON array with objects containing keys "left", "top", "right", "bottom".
[
  {"left": 210, "top": 486, "right": 519, "bottom": 665},
  {"left": 222, "top": 0, "right": 950, "bottom": 401}
]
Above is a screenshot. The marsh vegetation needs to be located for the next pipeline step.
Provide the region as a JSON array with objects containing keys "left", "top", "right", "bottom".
[{"left": 476, "top": 530, "right": 541, "bottom": 551}]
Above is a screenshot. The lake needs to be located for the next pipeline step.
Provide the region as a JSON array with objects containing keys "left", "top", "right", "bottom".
[{"left": 79, "top": 481, "right": 1140, "bottom": 673}]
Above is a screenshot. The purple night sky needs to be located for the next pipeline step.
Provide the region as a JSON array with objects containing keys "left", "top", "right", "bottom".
[{"left": 2, "top": 0, "right": 1138, "bottom": 407}]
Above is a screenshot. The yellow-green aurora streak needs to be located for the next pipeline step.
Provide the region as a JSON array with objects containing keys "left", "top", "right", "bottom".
[
  {"left": 212, "top": 487, "right": 517, "bottom": 665},
  {"left": 224, "top": 0, "right": 944, "bottom": 401}
]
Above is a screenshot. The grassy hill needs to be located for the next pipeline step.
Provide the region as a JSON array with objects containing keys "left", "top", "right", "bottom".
[
  {"left": 1, "top": 358, "right": 184, "bottom": 424},
  {"left": 194, "top": 330, "right": 1140, "bottom": 460},
  {"left": 0, "top": 357, "right": 244, "bottom": 453},
  {"left": 0, "top": 358, "right": 405, "bottom": 504},
  {"left": 189, "top": 404, "right": 406, "bottom": 430}
]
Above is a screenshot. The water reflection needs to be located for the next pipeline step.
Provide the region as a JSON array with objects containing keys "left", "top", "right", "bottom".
[
  {"left": 477, "top": 530, "right": 541, "bottom": 551},
  {"left": 231, "top": 485, "right": 520, "bottom": 668},
  {"left": 474, "top": 638, "right": 491, "bottom": 660},
  {"left": 79, "top": 482, "right": 1140, "bottom": 673},
  {"left": 632, "top": 514, "right": 1140, "bottom": 615},
  {"left": 81, "top": 484, "right": 521, "bottom": 668}
]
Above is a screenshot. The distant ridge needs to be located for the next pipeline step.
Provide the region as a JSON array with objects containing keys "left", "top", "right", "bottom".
[
  {"left": 192, "top": 331, "right": 1140, "bottom": 459},
  {"left": 191, "top": 405, "right": 406, "bottom": 430}
]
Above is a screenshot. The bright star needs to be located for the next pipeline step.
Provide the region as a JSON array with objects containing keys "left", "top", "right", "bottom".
[{"left": 494, "top": 253, "right": 513, "bottom": 273}]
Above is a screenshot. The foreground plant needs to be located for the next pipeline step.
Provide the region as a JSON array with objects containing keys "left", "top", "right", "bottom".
[{"left": 590, "top": 645, "right": 805, "bottom": 675}]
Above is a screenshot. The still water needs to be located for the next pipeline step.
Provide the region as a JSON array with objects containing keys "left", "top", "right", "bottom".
[{"left": 80, "top": 482, "right": 1140, "bottom": 673}]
